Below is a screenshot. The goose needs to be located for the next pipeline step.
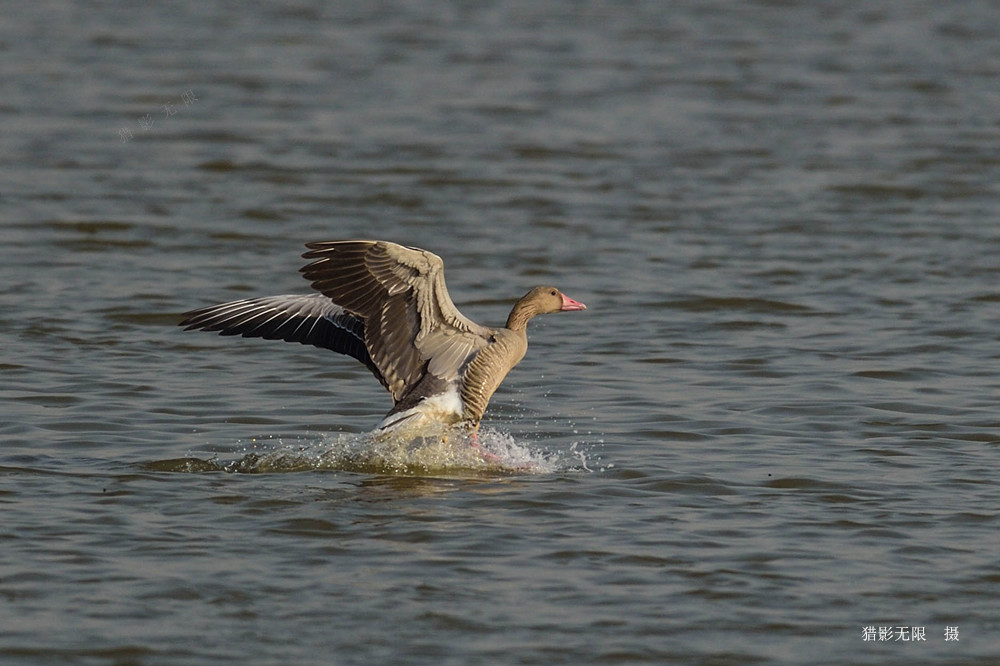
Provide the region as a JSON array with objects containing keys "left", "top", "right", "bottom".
[{"left": 179, "top": 240, "right": 586, "bottom": 433}]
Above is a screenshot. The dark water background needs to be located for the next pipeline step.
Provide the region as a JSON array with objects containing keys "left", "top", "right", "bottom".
[{"left": 3, "top": 2, "right": 999, "bottom": 664}]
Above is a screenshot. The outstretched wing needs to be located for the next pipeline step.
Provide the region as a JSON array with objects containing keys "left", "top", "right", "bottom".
[
  {"left": 179, "top": 293, "right": 387, "bottom": 389},
  {"left": 299, "top": 240, "right": 491, "bottom": 401}
]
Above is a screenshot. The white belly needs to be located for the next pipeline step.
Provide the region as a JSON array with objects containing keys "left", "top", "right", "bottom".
[{"left": 376, "top": 385, "right": 465, "bottom": 432}]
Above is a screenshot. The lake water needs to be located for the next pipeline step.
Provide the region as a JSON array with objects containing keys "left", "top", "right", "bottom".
[{"left": 3, "top": 1, "right": 999, "bottom": 664}]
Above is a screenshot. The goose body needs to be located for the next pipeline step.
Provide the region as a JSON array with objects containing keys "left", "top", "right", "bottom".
[{"left": 180, "top": 240, "right": 586, "bottom": 432}]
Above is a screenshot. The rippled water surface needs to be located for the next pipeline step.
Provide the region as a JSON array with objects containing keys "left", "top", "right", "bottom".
[{"left": 3, "top": 2, "right": 1000, "bottom": 664}]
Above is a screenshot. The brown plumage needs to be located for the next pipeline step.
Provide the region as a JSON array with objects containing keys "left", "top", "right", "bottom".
[{"left": 180, "top": 240, "right": 586, "bottom": 432}]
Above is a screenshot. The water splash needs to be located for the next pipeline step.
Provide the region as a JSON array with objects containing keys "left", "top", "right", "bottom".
[{"left": 157, "top": 426, "right": 592, "bottom": 477}]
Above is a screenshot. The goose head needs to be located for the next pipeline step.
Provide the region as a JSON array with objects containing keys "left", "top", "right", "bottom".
[{"left": 506, "top": 286, "right": 587, "bottom": 330}]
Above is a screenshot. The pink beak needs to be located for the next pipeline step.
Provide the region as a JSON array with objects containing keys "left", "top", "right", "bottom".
[{"left": 560, "top": 293, "right": 587, "bottom": 311}]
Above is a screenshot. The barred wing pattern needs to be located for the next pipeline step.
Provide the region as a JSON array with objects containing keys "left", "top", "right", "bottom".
[{"left": 299, "top": 240, "right": 492, "bottom": 402}]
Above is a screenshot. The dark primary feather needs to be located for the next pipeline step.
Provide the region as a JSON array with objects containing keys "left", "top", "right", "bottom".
[{"left": 179, "top": 293, "right": 387, "bottom": 389}]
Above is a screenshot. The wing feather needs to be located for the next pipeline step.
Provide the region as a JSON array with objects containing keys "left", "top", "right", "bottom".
[
  {"left": 300, "top": 240, "right": 490, "bottom": 401},
  {"left": 179, "top": 293, "right": 387, "bottom": 389}
]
